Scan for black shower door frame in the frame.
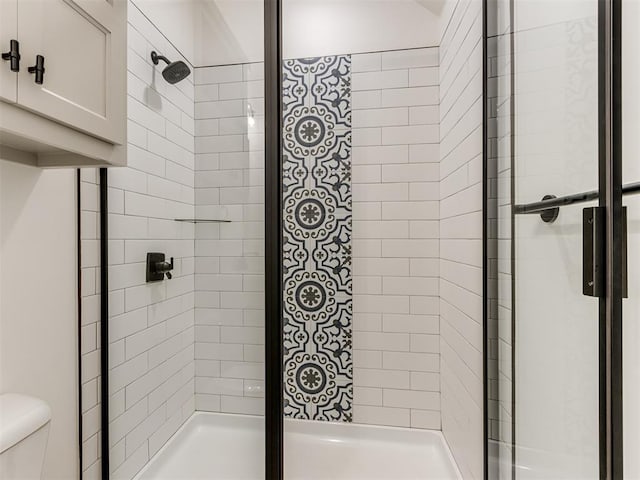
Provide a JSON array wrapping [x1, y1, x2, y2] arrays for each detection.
[[481, 0, 625, 479], [264, 0, 284, 479]]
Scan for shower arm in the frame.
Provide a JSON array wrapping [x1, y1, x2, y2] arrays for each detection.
[[151, 51, 171, 66]]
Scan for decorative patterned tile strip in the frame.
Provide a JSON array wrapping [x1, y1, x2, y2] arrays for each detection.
[[283, 56, 353, 422]]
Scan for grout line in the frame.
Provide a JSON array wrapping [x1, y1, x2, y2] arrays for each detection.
[[193, 45, 439, 71], [439, 0, 479, 75]]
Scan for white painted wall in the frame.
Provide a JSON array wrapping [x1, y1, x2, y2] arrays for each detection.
[[0, 160, 79, 480], [622, 0, 640, 477], [282, 0, 439, 61], [195, 0, 263, 66], [416, 0, 447, 16], [134, 0, 441, 67], [131, 0, 199, 65]]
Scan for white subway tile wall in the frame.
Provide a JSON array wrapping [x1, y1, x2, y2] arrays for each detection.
[[193, 49, 444, 428], [193, 62, 266, 415], [439, 0, 484, 478], [351, 48, 441, 429], [80, 5, 196, 479]]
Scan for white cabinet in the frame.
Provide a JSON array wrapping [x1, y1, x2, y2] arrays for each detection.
[[0, 0, 127, 167], [17, 0, 126, 144]]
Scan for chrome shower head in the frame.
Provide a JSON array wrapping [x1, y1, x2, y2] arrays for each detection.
[[151, 51, 191, 84]]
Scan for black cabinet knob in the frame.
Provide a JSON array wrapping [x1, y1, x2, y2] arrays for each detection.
[[28, 55, 45, 84], [1, 39, 20, 72]]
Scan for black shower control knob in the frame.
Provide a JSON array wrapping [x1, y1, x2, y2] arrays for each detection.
[[154, 257, 174, 277], [28, 55, 45, 84], [1, 39, 20, 72], [146, 253, 174, 282]]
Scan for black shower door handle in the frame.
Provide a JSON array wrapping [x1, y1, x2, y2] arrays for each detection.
[[583, 206, 628, 298], [583, 207, 606, 297]]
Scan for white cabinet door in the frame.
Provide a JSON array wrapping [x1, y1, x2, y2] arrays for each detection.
[[0, 0, 18, 103], [17, 0, 125, 144]]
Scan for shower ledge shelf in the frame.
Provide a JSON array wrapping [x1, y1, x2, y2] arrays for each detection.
[[174, 219, 232, 223]]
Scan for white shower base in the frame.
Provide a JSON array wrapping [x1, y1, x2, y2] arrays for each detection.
[[134, 412, 461, 480]]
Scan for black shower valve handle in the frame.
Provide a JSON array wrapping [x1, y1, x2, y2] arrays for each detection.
[[146, 253, 174, 282], [28, 54, 45, 84], [1, 39, 20, 72], [155, 257, 174, 280]]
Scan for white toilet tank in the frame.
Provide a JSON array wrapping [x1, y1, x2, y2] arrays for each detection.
[[0, 394, 52, 480]]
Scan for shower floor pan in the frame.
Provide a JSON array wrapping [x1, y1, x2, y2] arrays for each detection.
[[134, 412, 462, 479]]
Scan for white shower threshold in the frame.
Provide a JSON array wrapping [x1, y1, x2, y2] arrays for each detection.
[[134, 412, 462, 480]]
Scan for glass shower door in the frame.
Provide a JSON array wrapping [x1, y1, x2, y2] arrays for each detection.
[[512, 1, 600, 477], [487, 0, 612, 478], [488, 0, 639, 478]]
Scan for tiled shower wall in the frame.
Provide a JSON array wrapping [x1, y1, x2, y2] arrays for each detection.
[[193, 63, 266, 415], [192, 48, 443, 429], [439, 0, 484, 478], [107, 7, 196, 477], [80, 5, 197, 479], [350, 48, 441, 429], [81, 26, 482, 476]]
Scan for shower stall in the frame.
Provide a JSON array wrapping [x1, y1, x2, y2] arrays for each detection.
[[74, 0, 637, 479]]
